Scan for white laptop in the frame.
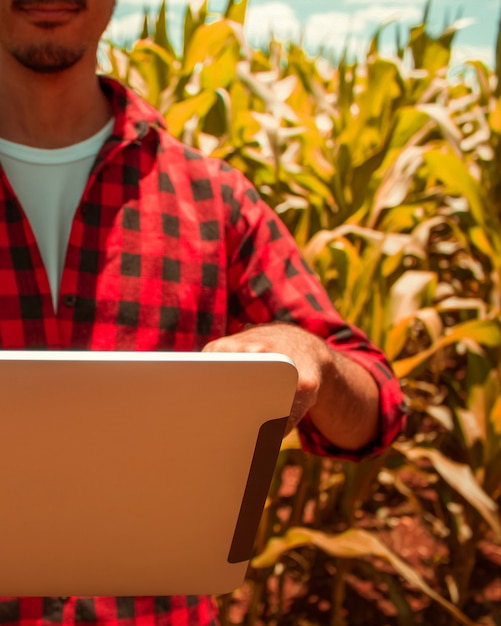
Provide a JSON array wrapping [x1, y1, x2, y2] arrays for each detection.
[[0, 350, 298, 597]]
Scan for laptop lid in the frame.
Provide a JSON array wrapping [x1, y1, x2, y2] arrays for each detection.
[[0, 350, 297, 596]]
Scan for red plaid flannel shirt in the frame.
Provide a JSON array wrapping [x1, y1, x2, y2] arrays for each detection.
[[0, 77, 405, 626]]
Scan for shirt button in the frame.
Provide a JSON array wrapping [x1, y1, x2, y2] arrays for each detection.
[[63, 294, 77, 307]]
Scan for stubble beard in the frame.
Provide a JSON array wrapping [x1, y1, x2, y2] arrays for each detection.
[[10, 0, 88, 73], [10, 42, 86, 74]]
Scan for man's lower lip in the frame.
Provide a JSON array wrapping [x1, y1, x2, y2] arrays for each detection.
[[18, 7, 80, 20]]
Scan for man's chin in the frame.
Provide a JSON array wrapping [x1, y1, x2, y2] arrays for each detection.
[[11, 44, 84, 74]]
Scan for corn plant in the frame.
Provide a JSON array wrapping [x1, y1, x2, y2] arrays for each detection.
[[101, 1, 501, 624]]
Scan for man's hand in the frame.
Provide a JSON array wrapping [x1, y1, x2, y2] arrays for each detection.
[[202, 323, 380, 450], [203, 323, 331, 434]]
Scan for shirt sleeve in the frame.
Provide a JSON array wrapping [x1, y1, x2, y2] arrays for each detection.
[[219, 163, 407, 460]]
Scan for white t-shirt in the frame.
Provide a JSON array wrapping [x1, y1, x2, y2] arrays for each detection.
[[0, 118, 115, 310]]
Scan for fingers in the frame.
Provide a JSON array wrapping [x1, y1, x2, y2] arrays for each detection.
[[285, 375, 319, 434], [202, 324, 327, 431], [202, 336, 268, 353]]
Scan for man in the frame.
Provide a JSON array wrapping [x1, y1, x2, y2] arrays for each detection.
[[0, 0, 406, 624]]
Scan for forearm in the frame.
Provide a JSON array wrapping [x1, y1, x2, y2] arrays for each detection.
[[204, 322, 383, 452], [307, 345, 380, 451]]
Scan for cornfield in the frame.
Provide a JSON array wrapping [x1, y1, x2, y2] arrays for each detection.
[[102, 1, 501, 624]]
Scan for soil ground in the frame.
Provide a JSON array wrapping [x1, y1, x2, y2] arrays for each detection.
[[221, 499, 501, 625]]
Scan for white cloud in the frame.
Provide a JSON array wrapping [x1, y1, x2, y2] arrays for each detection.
[[244, 2, 301, 46], [114, 0, 227, 11], [116, 0, 181, 7], [451, 44, 495, 69], [306, 11, 365, 38], [105, 12, 145, 44], [302, 12, 365, 57], [244, 4, 424, 57], [345, 0, 424, 4], [244, 6, 370, 57], [354, 5, 422, 25], [106, 4, 185, 46], [301, 7, 423, 58], [107, 0, 496, 68]]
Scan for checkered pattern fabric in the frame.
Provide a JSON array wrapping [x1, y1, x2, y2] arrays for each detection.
[[0, 77, 406, 625], [0, 596, 219, 626]]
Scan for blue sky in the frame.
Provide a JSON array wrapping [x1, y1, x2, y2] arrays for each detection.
[[106, 0, 500, 67]]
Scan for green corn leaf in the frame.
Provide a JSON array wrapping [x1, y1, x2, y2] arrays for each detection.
[[368, 275, 385, 347], [423, 148, 500, 249], [445, 318, 501, 349], [153, 0, 176, 57], [102, 44, 126, 81], [408, 23, 427, 70], [394, 317, 501, 379], [387, 271, 437, 326], [183, 20, 244, 77], [225, 0, 248, 25], [183, 0, 209, 60], [422, 0, 431, 25], [128, 40, 175, 107], [466, 60, 492, 106], [200, 43, 240, 90], [496, 8, 501, 97], [368, 18, 396, 59], [252, 527, 476, 626], [486, 394, 501, 500], [140, 12, 149, 40], [164, 91, 217, 138], [396, 445, 501, 539], [385, 308, 444, 363], [492, 396, 501, 437]]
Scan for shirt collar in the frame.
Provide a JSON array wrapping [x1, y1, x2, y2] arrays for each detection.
[[98, 75, 166, 144]]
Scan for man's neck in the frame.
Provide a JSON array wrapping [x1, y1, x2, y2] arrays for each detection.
[[0, 58, 112, 149]]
